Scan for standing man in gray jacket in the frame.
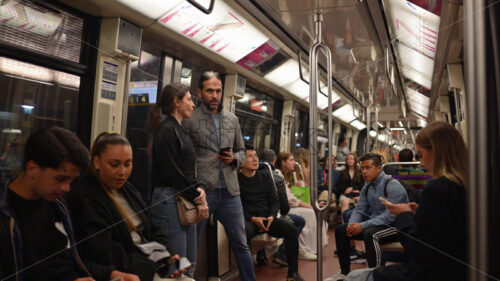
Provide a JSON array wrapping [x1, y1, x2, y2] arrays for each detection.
[[183, 71, 255, 281]]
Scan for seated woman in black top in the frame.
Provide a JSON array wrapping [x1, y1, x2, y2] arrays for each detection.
[[344, 121, 468, 281], [338, 153, 364, 214], [67, 133, 193, 281]]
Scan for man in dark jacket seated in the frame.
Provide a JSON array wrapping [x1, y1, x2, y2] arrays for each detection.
[[0, 127, 105, 281], [238, 146, 303, 281]]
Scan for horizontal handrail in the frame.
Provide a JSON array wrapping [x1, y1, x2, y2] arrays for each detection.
[[187, 0, 215, 14]]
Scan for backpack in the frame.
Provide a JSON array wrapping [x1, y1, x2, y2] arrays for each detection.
[[364, 176, 421, 204]]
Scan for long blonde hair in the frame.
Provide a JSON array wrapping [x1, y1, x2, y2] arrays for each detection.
[[371, 148, 392, 164], [293, 148, 310, 169], [416, 121, 467, 187]]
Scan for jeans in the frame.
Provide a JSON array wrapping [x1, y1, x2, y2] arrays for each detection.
[[151, 187, 197, 267], [276, 214, 305, 257], [197, 188, 256, 281], [245, 218, 299, 275]]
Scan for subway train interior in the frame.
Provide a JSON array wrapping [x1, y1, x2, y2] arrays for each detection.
[[0, 0, 498, 280]]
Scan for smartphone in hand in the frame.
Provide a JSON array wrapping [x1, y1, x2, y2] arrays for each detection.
[[218, 147, 232, 156], [163, 257, 192, 276], [379, 197, 393, 204]]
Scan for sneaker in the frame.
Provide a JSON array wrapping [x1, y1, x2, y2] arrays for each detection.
[[351, 251, 367, 264], [273, 254, 288, 267], [324, 271, 347, 281], [286, 272, 305, 281], [256, 249, 268, 266], [299, 251, 317, 260]]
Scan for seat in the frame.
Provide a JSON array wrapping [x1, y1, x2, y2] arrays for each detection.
[[250, 234, 283, 255]]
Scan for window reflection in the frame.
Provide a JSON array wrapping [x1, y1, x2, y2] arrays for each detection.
[[0, 57, 80, 183], [236, 88, 275, 119]]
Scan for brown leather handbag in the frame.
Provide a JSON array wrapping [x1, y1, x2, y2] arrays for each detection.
[[176, 195, 198, 226]]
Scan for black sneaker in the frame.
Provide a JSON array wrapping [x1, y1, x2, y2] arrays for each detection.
[[351, 251, 367, 264], [273, 254, 288, 267], [286, 272, 305, 281], [256, 249, 268, 266]]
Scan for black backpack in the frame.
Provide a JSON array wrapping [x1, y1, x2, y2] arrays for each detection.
[[364, 176, 421, 204]]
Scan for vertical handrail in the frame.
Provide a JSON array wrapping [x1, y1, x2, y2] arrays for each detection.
[[453, 88, 462, 133], [366, 104, 372, 154], [308, 11, 333, 281]]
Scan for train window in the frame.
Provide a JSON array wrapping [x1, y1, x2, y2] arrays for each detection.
[[0, 56, 80, 183], [0, 0, 84, 63], [235, 87, 279, 154], [293, 110, 308, 150], [129, 50, 161, 104], [236, 87, 275, 119], [237, 115, 277, 156]]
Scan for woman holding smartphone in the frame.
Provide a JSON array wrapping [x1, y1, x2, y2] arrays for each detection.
[[150, 83, 209, 277]]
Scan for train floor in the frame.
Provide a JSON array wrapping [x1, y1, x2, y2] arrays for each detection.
[[236, 229, 368, 281]]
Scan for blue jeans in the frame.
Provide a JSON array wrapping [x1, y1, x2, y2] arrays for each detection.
[[197, 188, 256, 281], [151, 187, 197, 266]]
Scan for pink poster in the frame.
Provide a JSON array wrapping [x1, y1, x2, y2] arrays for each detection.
[[236, 41, 280, 69], [407, 0, 442, 16]]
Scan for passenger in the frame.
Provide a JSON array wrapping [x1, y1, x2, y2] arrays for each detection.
[[338, 153, 365, 215], [372, 148, 397, 175], [318, 155, 341, 193], [260, 148, 306, 267], [276, 152, 328, 261], [238, 147, 303, 281], [0, 127, 95, 281], [326, 153, 408, 281], [345, 121, 468, 281], [397, 148, 422, 172], [317, 156, 340, 208], [337, 136, 350, 163], [67, 133, 192, 281], [293, 148, 310, 187], [182, 71, 255, 281], [150, 83, 209, 277], [337, 153, 365, 262]]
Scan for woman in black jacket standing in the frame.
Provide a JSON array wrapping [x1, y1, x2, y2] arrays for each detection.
[[67, 133, 193, 281], [150, 83, 208, 277]]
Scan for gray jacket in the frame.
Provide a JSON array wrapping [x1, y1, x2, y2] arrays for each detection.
[[183, 104, 246, 196]]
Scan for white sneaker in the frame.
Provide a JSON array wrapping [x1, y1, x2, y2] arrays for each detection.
[[324, 271, 347, 281], [299, 251, 317, 260]]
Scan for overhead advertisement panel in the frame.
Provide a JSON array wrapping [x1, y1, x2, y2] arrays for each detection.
[[387, 0, 440, 59], [158, 0, 269, 63]]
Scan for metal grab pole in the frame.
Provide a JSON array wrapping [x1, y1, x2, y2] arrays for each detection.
[[308, 11, 333, 281], [366, 105, 371, 154]]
